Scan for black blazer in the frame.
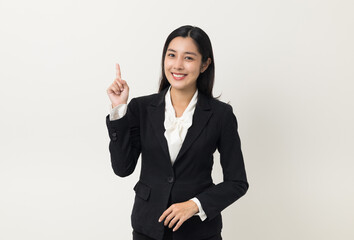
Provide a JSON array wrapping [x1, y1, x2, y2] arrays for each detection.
[[105, 87, 248, 240]]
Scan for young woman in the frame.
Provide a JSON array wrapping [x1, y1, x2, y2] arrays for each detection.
[[105, 25, 249, 240]]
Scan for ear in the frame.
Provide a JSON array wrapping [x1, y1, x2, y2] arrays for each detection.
[[201, 58, 212, 73]]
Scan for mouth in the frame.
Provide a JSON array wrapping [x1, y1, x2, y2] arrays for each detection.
[[171, 72, 187, 80]]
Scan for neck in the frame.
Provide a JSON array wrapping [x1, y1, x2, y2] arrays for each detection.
[[170, 86, 197, 107]]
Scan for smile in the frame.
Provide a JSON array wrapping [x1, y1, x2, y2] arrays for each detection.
[[172, 72, 187, 80]]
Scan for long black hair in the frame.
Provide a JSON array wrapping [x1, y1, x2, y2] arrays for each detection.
[[158, 25, 219, 99]]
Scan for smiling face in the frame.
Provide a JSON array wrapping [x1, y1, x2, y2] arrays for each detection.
[[164, 36, 209, 93]]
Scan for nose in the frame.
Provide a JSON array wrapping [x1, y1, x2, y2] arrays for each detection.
[[173, 56, 184, 70]]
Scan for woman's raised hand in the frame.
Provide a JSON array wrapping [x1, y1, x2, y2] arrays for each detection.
[[107, 63, 130, 108]]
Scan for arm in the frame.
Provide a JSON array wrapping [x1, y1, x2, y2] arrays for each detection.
[[191, 197, 207, 221], [109, 103, 127, 121], [195, 104, 249, 221], [105, 98, 141, 177]]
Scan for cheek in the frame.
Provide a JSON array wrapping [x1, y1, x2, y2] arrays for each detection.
[[164, 59, 171, 70], [163, 64, 169, 74], [163, 65, 171, 77], [186, 65, 200, 75]]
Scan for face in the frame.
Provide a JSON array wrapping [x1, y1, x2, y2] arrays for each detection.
[[164, 36, 210, 92]]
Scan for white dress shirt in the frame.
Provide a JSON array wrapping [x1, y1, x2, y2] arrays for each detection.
[[109, 86, 207, 221]]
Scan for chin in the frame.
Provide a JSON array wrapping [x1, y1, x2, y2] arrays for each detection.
[[171, 83, 196, 92], [169, 81, 186, 88]]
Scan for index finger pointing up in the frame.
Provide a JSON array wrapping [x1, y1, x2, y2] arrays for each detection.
[[115, 63, 122, 79]]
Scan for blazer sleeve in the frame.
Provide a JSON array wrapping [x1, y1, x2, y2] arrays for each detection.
[[105, 98, 141, 177], [195, 104, 249, 221]]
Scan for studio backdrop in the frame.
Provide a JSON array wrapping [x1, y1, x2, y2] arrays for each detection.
[[0, 0, 353, 239]]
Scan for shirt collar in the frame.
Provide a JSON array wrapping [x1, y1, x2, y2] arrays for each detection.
[[165, 85, 198, 119]]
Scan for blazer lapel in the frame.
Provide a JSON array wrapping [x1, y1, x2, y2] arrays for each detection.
[[147, 87, 171, 162], [174, 92, 212, 164], [147, 87, 213, 166]]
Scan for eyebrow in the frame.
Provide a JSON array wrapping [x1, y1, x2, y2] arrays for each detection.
[[167, 48, 197, 56]]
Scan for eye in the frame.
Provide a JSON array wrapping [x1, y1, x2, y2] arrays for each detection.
[[185, 56, 194, 60], [167, 53, 175, 57]]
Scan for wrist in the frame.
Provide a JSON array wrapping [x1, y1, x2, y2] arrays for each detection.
[[112, 102, 127, 108], [189, 200, 199, 214]]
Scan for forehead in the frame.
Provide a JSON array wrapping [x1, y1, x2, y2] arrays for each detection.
[[167, 37, 200, 54]]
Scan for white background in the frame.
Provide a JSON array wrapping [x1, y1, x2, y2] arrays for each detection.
[[1, 0, 353, 239]]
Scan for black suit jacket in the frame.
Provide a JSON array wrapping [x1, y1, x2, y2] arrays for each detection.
[[105, 87, 248, 240]]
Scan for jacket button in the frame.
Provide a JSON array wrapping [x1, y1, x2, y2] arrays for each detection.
[[167, 177, 174, 183], [111, 132, 117, 141]]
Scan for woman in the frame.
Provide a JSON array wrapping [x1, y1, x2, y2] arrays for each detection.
[[105, 25, 249, 240]]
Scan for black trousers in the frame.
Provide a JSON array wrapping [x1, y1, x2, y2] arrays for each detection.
[[132, 227, 173, 240], [132, 195, 222, 240], [132, 229, 222, 240]]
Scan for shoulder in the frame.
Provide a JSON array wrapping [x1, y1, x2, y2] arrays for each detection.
[[126, 92, 160, 110], [208, 97, 234, 113], [208, 97, 239, 127], [132, 92, 159, 103]]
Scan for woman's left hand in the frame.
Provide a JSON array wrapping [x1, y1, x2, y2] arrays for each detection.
[[158, 200, 199, 231]]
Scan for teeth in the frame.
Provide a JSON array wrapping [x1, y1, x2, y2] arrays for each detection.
[[173, 73, 185, 77]]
